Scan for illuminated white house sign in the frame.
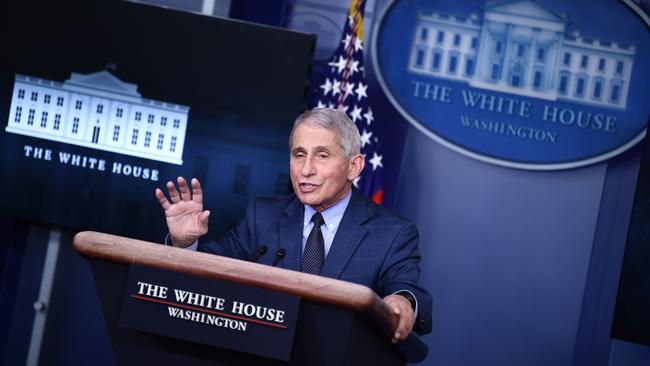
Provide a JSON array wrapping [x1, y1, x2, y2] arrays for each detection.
[[6, 71, 189, 165], [408, 1, 635, 110]]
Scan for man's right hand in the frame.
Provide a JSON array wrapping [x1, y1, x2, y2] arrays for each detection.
[[155, 177, 210, 248]]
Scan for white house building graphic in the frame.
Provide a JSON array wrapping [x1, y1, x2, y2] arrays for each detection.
[[6, 70, 189, 165], [408, 0, 635, 110]]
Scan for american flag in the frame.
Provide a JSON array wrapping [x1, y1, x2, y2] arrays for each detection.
[[311, 0, 384, 204]]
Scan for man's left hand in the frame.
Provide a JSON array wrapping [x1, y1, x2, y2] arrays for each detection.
[[383, 294, 415, 343]]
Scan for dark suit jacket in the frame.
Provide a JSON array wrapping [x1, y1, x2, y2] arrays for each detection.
[[199, 188, 432, 335]]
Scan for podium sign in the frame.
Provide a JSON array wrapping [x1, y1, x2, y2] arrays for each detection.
[[119, 265, 300, 361]]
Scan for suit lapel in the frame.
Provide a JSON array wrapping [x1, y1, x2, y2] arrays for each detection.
[[278, 197, 304, 271], [320, 189, 368, 279]]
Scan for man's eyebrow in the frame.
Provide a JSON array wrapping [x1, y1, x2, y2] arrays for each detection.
[[292, 146, 307, 153], [314, 146, 332, 153]]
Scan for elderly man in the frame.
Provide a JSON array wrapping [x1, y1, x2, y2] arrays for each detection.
[[155, 108, 432, 342]]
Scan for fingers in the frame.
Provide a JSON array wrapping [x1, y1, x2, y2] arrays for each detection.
[[161, 177, 202, 205], [384, 295, 414, 343], [199, 210, 210, 228], [167, 180, 181, 203], [191, 178, 203, 204], [389, 300, 405, 342], [177, 176, 191, 201], [393, 305, 413, 343], [155, 188, 171, 211]]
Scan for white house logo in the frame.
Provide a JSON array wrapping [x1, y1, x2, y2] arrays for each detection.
[[6, 71, 189, 165], [372, 0, 650, 170], [408, 5, 635, 110]]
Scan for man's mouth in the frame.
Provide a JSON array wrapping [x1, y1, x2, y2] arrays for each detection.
[[299, 183, 320, 192]]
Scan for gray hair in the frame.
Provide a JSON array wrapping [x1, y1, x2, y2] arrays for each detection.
[[289, 108, 361, 159]]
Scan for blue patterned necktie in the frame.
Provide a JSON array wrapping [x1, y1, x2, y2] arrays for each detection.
[[301, 212, 325, 274]]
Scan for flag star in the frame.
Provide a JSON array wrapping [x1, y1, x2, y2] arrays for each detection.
[[363, 108, 374, 125], [328, 102, 335, 109], [353, 176, 361, 188], [316, 100, 326, 108], [355, 82, 368, 101], [354, 37, 363, 52], [349, 60, 359, 76], [337, 105, 349, 114], [342, 34, 352, 49], [350, 105, 363, 122], [319, 78, 332, 96], [369, 152, 383, 171], [328, 55, 347, 74], [331, 79, 341, 96], [360, 129, 373, 148]]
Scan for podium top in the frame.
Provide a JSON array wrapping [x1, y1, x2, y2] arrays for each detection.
[[73, 231, 428, 362]]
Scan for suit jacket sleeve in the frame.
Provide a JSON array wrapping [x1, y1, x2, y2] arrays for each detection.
[[377, 222, 433, 335]]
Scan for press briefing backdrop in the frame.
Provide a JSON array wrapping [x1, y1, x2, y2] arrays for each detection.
[[362, 0, 650, 365], [1, 0, 315, 242]]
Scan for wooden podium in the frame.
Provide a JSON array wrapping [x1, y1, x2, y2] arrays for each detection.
[[74, 231, 428, 365]]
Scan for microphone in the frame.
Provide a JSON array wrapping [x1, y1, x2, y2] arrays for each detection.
[[253, 245, 268, 262], [271, 248, 286, 267]]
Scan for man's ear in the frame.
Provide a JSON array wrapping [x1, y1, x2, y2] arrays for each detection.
[[348, 154, 365, 181]]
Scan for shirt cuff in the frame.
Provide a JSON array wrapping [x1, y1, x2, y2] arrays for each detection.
[[164, 233, 198, 251]]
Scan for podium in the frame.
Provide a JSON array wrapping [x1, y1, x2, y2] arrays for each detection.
[[74, 231, 428, 365]]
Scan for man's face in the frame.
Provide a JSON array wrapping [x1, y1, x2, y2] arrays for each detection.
[[290, 122, 353, 212]]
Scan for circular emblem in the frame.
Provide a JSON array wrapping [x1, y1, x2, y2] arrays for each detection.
[[371, 0, 650, 170]]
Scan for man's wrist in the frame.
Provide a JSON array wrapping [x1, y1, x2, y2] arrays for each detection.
[[165, 233, 198, 249], [395, 291, 417, 311]]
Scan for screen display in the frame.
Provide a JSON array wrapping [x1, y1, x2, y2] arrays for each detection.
[[1, 0, 315, 242]]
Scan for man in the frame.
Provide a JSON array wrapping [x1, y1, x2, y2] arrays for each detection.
[[155, 108, 432, 342]]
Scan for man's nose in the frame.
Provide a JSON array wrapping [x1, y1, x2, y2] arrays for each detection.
[[301, 156, 316, 176]]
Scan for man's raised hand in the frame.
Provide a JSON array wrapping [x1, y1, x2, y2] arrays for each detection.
[[155, 177, 210, 247]]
